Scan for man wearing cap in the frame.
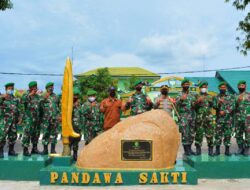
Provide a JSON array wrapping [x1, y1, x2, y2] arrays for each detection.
[[0, 82, 21, 158], [69, 88, 84, 160], [154, 85, 176, 117], [176, 79, 196, 156], [234, 80, 250, 156], [21, 81, 42, 156], [100, 87, 126, 130], [40, 82, 60, 154], [194, 81, 214, 156], [82, 89, 103, 145], [126, 80, 153, 116], [213, 81, 235, 156]]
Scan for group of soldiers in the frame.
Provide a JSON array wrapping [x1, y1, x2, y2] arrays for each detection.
[[0, 79, 249, 161]]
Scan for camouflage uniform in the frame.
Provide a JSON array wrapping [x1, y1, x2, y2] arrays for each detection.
[[69, 102, 84, 151], [176, 91, 196, 145], [82, 101, 103, 144], [194, 93, 214, 147], [0, 95, 20, 147], [213, 92, 235, 147], [129, 92, 152, 116], [21, 92, 42, 148], [235, 92, 250, 147], [40, 93, 60, 146]]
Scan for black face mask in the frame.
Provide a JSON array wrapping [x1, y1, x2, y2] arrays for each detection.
[[238, 88, 245, 93], [161, 90, 168, 95], [135, 87, 142, 91], [110, 91, 116, 97], [73, 97, 78, 103], [220, 89, 226, 94], [182, 86, 189, 91]]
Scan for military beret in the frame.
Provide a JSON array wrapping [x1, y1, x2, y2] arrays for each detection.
[[134, 80, 142, 86], [5, 82, 14, 88], [199, 81, 208, 88], [181, 79, 190, 85], [28, 81, 37, 88], [218, 81, 227, 88], [238, 80, 246, 86], [87, 89, 97, 96], [160, 84, 169, 89], [45, 82, 54, 89], [73, 88, 81, 95], [108, 86, 116, 91]]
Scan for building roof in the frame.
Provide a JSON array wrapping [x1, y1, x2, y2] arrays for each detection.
[[76, 67, 160, 78], [186, 77, 221, 93], [216, 71, 250, 93]]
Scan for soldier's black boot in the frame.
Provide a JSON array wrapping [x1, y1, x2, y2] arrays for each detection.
[[225, 146, 232, 156], [195, 144, 201, 155], [31, 144, 40, 154], [73, 150, 78, 161], [183, 145, 191, 156], [243, 146, 249, 156], [23, 147, 31, 157], [189, 145, 196, 155], [208, 146, 214, 156], [0, 146, 4, 158], [215, 146, 220, 156], [236, 144, 244, 155], [41, 145, 48, 155], [51, 144, 56, 154], [8, 144, 18, 156]]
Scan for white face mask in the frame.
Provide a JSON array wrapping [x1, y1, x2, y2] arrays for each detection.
[[6, 90, 14, 95], [200, 88, 207, 93], [88, 97, 96, 102]]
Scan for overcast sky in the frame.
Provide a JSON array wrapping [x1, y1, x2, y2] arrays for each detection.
[[0, 0, 249, 92]]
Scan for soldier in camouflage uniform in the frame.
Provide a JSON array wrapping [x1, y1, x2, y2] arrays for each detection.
[[213, 81, 235, 156], [194, 81, 214, 156], [82, 89, 103, 145], [21, 81, 42, 156], [0, 83, 21, 158], [235, 80, 250, 156], [176, 79, 196, 156], [126, 81, 153, 116], [69, 88, 84, 160], [40, 82, 60, 154]]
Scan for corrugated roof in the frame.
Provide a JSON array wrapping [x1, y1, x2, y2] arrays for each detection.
[[216, 71, 250, 93], [76, 67, 160, 77], [186, 77, 221, 93]]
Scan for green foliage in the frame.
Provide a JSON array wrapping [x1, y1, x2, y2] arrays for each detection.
[[0, 0, 13, 11], [226, 0, 250, 55], [75, 68, 117, 102]]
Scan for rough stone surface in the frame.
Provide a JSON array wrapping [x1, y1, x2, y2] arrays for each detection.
[[76, 110, 180, 169]]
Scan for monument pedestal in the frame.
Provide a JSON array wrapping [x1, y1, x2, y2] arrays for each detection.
[[0, 153, 51, 181], [184, 153, 250, 179]]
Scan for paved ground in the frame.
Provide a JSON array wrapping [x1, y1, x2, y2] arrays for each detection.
[[1, 137, 250, 190]]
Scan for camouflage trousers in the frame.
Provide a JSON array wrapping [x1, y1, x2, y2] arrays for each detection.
[[0, 119, 17, 147], [178, 113, 195, 145], [84, 124, 102, 145], [214, 120, 233, 146], [195, 114, 214, 147], [41, 117, 58, 146], [22, 117, 40, 148], [69, 127, 81, 151], [235, 119, 250, 147]]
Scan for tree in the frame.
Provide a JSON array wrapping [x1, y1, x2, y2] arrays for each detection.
[[226, 0, 250, 55], [75, 68, 117, 102], [0, 0, 13, 11]]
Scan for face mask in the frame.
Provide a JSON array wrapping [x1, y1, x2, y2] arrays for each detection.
[[47, 87, 54, 93], [183, 86, 189, 91], [161, 90, 168, 95], [73, 97, 78, 102], [200, 88, 207, 93], [135, 86, 142, 91], [238, 88, 245, 93], [110, 91, 116, 97], [88, 97, 96, 102], [6, 90, 14, 95], [220, 89, 226, 94]]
